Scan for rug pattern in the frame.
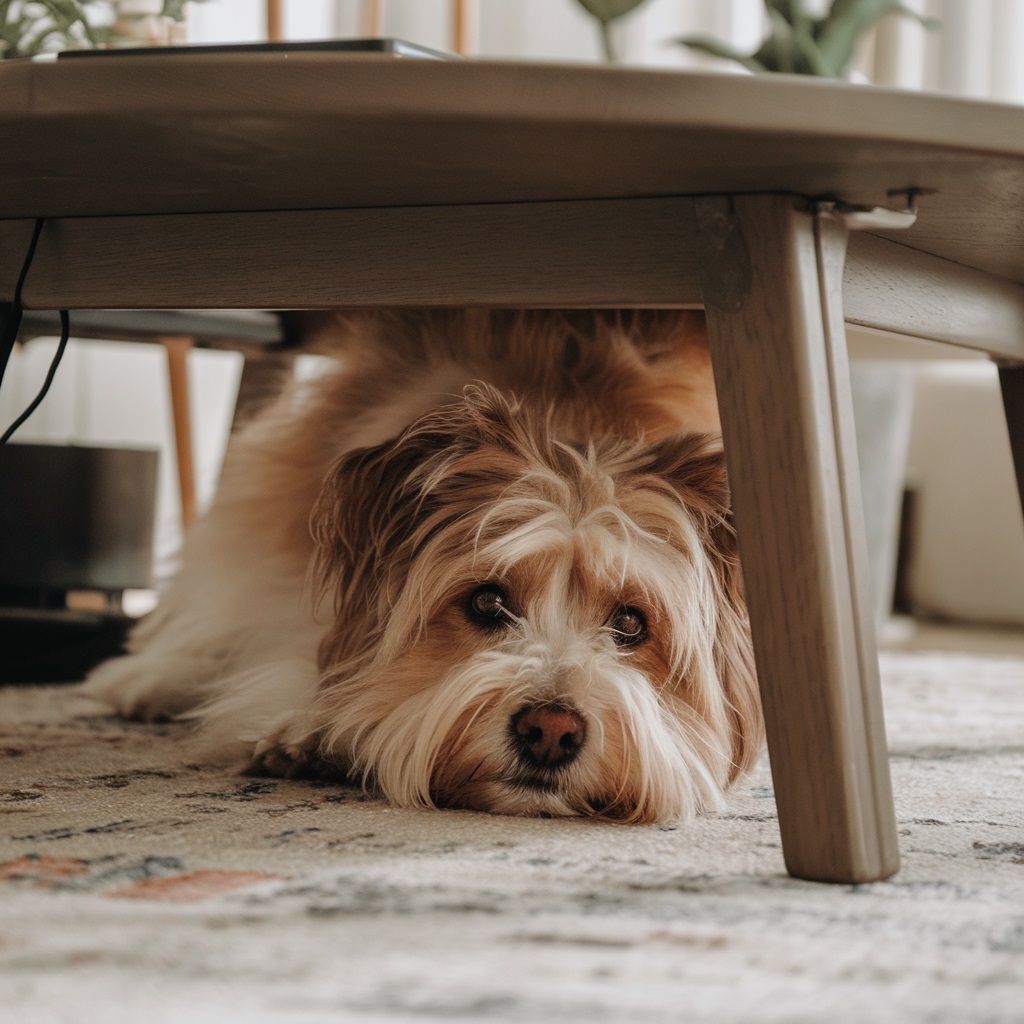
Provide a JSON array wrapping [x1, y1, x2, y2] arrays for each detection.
[[1, 645, 1023, 1022]]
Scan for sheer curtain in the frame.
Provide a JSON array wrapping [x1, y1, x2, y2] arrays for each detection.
[[871, 0, 1024, 101]]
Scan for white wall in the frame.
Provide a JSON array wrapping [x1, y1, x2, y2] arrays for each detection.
[[905, 363, 1024, 626]]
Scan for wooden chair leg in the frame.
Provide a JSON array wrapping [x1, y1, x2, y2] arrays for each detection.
[[453, 0, 476, 55], [266, 0, 283, 42], [162, 335, 197, 531], [998, 362, 1024, 520], [696, 194, 900, 884], [362, 0, 382, 36]]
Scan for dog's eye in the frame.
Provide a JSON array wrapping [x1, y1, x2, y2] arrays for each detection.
[[608, 606, 648, 648], [468, 584, 514, 628]]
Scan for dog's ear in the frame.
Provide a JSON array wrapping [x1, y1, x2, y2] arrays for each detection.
[[640, 433, 732, 530], [643, 435, 763, 780], [310, 410, 460, 621], [310, 384, 529, 651]]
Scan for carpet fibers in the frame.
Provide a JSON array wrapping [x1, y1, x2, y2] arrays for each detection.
[[2, 624, 1022, 1023]]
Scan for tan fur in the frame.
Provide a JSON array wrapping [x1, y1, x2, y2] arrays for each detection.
[[83, 309, 762, 823]]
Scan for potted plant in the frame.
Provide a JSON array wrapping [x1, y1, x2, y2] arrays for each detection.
[[573, 0, 936, 72], [675, 0, 937, 77]]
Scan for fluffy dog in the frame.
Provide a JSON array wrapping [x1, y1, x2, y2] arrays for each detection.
[[84, 310, 762, 822]]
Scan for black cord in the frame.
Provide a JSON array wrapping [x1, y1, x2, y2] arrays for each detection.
[[0, 218, 45, 386], [1, 219, 72, 445], [0, 310, 71, 445]]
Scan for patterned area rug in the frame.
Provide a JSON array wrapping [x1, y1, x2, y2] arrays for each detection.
[[2, 625, 1023, 1023]]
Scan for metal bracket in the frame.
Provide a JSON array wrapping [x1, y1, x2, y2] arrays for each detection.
[[816, 200, 917, 232]]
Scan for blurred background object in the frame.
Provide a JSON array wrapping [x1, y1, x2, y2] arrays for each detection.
[[0, 444, 157, 602], [0, 443, 158, 681], [0, 0, 211, 59], [903, 363, 1024, 627], [673, 0, 937, 78], [3, 0, 1021, 638]]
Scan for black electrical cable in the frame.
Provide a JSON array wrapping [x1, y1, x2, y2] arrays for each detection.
[[0, 310, 71, 445], [0, 218, 72, 445], [0, 218, 44, 385]]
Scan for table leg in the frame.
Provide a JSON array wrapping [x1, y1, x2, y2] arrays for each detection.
[[695, 194, 899, 884], [998, 363, 1024, 520]]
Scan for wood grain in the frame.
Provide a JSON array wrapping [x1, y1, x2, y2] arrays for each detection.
[[4, 56, 1024, 282], [845, 233, 1024, 362], [6, 199, 703, 310], [698, 194, 899, 884], [6, 209, 1024, 364]]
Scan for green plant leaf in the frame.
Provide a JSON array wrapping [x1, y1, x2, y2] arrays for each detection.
[[575, 0, 650, 61], [0, 0, 98, 56], [574, 0, 649, 27], [772, 6, 839, 76], [788, 23, 836, 76], [674, 0, 938, 78], [160, 0, 192, 21], [765, 0, 813, 34], [753, 7, 803, 73], [815, 0, 939, 76], [826, 0, 939, 29], [0, 0, 213, 58]]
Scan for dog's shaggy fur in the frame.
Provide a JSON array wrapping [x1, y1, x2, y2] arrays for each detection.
[[84, 310, 762, 822]]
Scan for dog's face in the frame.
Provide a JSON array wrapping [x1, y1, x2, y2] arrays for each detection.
[[310, 385, 761, 823]]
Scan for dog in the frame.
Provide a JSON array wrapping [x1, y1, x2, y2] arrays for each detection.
[[84, 309, 762, 823]]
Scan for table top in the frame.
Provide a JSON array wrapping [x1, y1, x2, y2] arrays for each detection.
[[3, 52, 1024, 284]]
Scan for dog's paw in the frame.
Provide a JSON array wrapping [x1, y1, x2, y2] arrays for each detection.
[[245, 714, 345, 781], [245, 744, 339, 781], [80, 653, 211, 721]]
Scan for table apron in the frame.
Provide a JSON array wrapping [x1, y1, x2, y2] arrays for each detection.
[[3, 197, 1024, 361]]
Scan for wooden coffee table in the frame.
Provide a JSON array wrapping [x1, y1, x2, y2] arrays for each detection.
[[3, 52, 1022, 884]]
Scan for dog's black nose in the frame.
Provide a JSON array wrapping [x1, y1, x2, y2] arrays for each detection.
[[512, 705, 586, 769]]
